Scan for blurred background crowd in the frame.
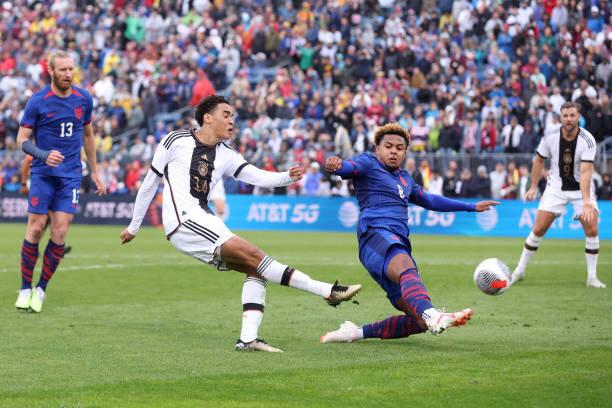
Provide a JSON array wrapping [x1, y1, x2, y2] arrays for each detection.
[[0, 0, 610, 199]]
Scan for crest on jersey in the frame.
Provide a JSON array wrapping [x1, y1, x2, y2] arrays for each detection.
[[74, 106, 83, 120], [563, 149, 572, 164], [198, 154, 209, 176], [31, 196, 39, 206]]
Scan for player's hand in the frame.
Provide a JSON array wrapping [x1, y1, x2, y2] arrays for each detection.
[[46, 150, 64, 167], [524, 187, 538, 201], [92, 172, 107, 196], [475, 200, 500, 212], [120, 229, 135, 244], [580, 201, 596, 223], [289, 166, 304, 181], [325, 156, 343, 172], [20, 184, 28, 196]]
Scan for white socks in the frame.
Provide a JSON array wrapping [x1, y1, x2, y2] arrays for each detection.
[[515, 232, 543, 275], [585, 236, 599, 281], [240, 276, 267, 343], [256, 256, 332, 298]]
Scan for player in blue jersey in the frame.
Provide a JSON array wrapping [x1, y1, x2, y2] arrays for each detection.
[[14, 50, 106, 313], [320, 123, 499, 343]]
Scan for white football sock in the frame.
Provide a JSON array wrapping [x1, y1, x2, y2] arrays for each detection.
[[256, 256, 332, 297], [585, 236, 599, 281], [240, 276, 266, 343], [515, 232, 542, 274]]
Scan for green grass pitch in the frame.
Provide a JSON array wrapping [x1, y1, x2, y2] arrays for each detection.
[[0, 224, 610, 407]]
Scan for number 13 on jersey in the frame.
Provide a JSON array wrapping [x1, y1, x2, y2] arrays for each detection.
[[60, 122, 73, 138]]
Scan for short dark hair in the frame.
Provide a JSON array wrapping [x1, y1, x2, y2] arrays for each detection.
[[560, 101, 581, 113], [374, 122, 410, 146], [195, 95, 231, 126]]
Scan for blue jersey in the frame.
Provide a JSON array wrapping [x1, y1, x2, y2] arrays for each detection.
[[20, 85, 93, 179], [333, 152, 476, 239]]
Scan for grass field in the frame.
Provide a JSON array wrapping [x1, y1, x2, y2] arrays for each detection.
[[0, 224, 610, 407]]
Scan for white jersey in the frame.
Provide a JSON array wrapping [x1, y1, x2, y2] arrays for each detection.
[[127, 129, 293, 237], [150, 129, 248, 235], [536, 126, 596, 191]]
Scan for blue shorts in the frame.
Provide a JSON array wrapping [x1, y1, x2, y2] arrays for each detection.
[[358, 228, 416, 308], [28, 174, 81, 215]]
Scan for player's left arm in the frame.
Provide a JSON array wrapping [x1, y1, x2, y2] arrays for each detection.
[[225, 145, 303, 187], [579, 161, 596, 223], [82, 123, 107, 195], [409, 185, 499, 212], [19, 155, 32, 196], [234, 163, 303, 187]]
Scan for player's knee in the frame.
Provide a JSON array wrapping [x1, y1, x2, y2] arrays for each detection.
[[51, 225, 69, 241]]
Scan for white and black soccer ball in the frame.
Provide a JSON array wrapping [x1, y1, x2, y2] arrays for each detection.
[[473, 258, 511, 296]]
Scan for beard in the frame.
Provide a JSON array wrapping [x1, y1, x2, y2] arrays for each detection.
[[52, 73, 72, 91]]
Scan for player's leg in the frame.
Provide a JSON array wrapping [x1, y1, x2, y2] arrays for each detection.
[[30, 178, 79, 312], [234, 273, 283, 352], [384, 249, 472, 335], [16, 174, 52, 310], [580, 210, 605, 288], [321, 297, 427, 343], [16, 213, 48, 310], [220, 235, 361, 305], [512, 210, 556, 283]]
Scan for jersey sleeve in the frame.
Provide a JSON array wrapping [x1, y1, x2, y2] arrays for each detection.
[[580, 140, 596, 162], [409, 184, 476, 212], [20, 96, 40, 129], [536, 135, 550, 159], [150, 139, 171, 177], [332, 153, 373, 179], [83, 93, 94, 125], [221, 144, 248, 178]]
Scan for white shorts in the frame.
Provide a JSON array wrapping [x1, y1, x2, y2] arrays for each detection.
[[538, 186, 598, 218], [169, 210, 234, 268]]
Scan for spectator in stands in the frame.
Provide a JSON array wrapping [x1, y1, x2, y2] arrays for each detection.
[[502, 116, 524, 153], [456, 169, 476, 198], [474, 165, 492, 198], [489, 162, 507, 200], [598, 174, 612, 200]]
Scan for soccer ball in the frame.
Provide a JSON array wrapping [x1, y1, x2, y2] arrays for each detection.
[[473, 258, 511, 296]]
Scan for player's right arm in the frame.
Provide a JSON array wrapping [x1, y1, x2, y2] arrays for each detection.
[[325, 154, 371, 179], [18, 98, 64, 167], [525, 135, 550, 201], [525, 155, 545, 201], [121, 138, 170, 244], [19, 155, 32, 195]]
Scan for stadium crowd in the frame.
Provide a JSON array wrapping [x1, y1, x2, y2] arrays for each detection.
[[0, 0, 610, 199]]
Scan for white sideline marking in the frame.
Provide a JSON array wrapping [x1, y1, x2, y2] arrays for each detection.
[[0, 262, 195, 274]]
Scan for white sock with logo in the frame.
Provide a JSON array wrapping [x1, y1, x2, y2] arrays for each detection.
[[256, 256, 332, 297], [585, 236, 599, 282]]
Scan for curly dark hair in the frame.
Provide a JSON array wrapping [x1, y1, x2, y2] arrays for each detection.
[[374, 122, 410, 146], [194, 95, 231, 126]]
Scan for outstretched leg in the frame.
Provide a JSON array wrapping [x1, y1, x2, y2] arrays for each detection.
[[221, 235, 361, 304], [512, 210, 556, 283]]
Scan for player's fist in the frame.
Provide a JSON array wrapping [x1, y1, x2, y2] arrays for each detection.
[[524, 187, 538, 201], [120, 229, 135, 244], [20, 184, 28, 196], [289, 166, 304, 181], [46, 150, 64, 167], [581, 201, 597, 223], [92, 172, 107, 196], [475, 200, 500, 212], [326, 156, 343, 172]]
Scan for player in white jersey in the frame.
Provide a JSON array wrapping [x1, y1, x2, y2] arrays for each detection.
[[120, 95, 362, 352], [512, 102, 605, 288]]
